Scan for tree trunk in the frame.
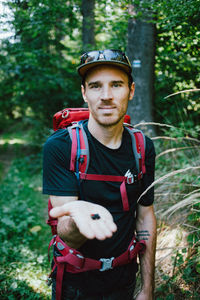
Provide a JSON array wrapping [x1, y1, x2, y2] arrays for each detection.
[[81, 0, 95, 52], [127, 10, 156, 136]]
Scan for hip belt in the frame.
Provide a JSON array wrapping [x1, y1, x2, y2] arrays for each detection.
[[48, 235, 146, 300]]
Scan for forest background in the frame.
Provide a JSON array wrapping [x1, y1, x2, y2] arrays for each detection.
[[0, 0, 199, 299]]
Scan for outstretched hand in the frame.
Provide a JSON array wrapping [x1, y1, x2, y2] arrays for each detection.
[[50, 200, 117, 240]]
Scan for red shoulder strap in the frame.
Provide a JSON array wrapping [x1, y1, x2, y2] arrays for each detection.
[[134, 131, 146, 175], [125, 126, 146, 177], [68, 122, 89, 174]]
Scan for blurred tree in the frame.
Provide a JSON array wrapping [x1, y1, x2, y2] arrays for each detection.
[[127, 1, 156, 135], [81, 0, 95, 52]]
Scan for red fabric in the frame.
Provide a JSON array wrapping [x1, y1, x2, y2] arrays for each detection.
[[53, 108, 89, 131], [50, 235, 145, 273], [78, 127, 88, 173], [120, 180, 129, 211], [79, 173, 125, 182], [53, 108, 131, 131], [56, 263, 65, 300], [134, 132, 146, 174], [70, 128, 77, 172], [48, 234, 146, 300]]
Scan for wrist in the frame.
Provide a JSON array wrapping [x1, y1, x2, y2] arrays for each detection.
[[141, 286, 154, 297], [57, 216, 87, 248]]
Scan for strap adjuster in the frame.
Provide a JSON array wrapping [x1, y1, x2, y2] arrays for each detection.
[[126, 174, 138, 184], [128, 239, 137, 257], [125, 169, 138, 184], [99, 257, 114, 271]]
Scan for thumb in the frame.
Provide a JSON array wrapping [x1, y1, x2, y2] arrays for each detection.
[[50, 203, 71, 218]]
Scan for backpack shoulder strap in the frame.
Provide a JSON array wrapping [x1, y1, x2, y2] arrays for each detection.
[[125, 126, 146, 177], [67, 121, 90, 176], [47, 122, 90, 236]]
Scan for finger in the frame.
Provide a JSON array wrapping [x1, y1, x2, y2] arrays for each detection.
[[89, 219, 114, 240], [98, 210, 117, 233], [50, 204, 71, 218], [105, 219, 117, 233], [72, 215, 96, 239]]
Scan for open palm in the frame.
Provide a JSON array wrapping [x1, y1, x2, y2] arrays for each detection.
[[50, 200, 117, 240]]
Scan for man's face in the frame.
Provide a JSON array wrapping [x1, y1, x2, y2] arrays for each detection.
[[81, 65, 135, 127]]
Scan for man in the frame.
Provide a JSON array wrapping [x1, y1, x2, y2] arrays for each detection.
[[43, 49, 156, 300]]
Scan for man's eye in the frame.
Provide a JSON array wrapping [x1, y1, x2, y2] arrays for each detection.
[[91, 84, 100, 89], [113, 83, 122, 87]]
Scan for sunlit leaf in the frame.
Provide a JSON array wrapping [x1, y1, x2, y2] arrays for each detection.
[[30, 225, 42, 233]]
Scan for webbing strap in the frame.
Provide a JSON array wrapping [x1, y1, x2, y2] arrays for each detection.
[[135, 131, 146, 174], [125, 127, 146, 175], [79, 173, 125, 182], [51, 235, 145, 273], [120, 179, 129, 211], [75, 126, 81, 181], [48, 235, 145, 300], [56, 263, 65, 300], [79, 122, 90, 174], [70, 128, 77, 172], [79, 173, 137, 211], [46, 219, 58, 226], [67, 123, 146, 213]]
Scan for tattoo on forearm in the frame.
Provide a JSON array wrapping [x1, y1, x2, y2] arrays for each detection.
[[136, 230, 150, 240]]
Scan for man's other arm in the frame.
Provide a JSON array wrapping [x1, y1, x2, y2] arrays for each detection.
[[135, 204, 157, 300]]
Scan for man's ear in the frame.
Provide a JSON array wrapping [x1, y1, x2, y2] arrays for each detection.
[[81, 85, 87, 103], [129, 82, 135, 101]]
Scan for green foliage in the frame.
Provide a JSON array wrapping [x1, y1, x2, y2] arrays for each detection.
[[0, 152, 51, 298], [154, 0, 200, 131], [95, 0, 130, 50], [0, 0, 83, 129], [1, 0, 199, 135]]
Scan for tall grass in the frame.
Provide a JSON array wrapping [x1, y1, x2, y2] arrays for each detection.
[[135, 119, 200, 299]]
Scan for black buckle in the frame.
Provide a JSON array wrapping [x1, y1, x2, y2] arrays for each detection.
[[99, 257, 114, 271]]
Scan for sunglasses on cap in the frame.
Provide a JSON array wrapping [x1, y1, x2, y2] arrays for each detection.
[[77, 49, 132, 77]]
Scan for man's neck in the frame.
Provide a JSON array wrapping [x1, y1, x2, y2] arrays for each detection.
[[87, 117, 124, 149]]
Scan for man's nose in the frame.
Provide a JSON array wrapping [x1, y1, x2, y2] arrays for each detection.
[[101, 86, 113, 100]]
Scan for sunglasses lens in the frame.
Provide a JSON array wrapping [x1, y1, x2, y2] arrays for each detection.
[[79, 49, 131, 71], [103, 50, 129, 65], [81, 51, 99, 64], [103, 50, 121, 61]]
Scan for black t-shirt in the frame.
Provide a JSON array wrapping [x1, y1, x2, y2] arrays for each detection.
[[43, 120, 155, 295]]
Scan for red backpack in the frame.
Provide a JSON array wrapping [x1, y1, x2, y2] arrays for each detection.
[[46, 108, 146, 299], [47, 107, 146, 234]]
